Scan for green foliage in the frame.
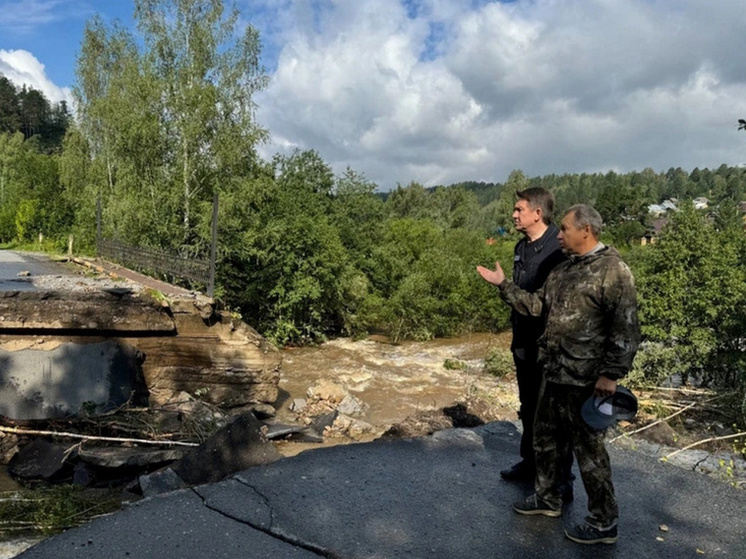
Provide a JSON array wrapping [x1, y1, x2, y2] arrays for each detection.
[[73, 1, 268, 252], [215, 151, 349, 345], [362, 221, 512, 342], [0, 74, 70, 152], [443, 359, 468, 371], [15, 198, 40, 242], [484, 346, 514, 378], [0, 131, 72, 245], [626, 342, 682, 388], [607, 220, 647, 247], [634, 202, 746, 393]]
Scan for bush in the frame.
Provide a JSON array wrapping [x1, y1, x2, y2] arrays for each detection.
[[443, 358, 468, 371], [626, 342, 681, 388], [484, 346, 514, 378]]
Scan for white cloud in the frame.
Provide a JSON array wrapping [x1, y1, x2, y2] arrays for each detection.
[[254, 0, 746, 190], [0, 49, 73, 105], [0, 0, 66, 31]]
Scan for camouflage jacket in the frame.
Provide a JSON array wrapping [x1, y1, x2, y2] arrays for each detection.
[[499, 245, 640, 387]]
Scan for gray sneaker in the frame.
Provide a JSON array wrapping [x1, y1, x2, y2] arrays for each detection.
[[512, 494, 561, 518], [565, 522, 618, 544]]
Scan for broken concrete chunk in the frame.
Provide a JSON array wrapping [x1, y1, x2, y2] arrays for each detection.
[[172, 412, 281, 485], [138, 467, 187, 497]]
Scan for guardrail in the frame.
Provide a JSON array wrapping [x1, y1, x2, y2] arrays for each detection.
[[96, 194, 218, 297]]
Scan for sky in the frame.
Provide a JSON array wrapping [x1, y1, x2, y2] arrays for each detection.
[[2, 0, 746, 192]]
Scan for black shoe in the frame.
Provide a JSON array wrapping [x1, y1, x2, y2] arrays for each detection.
[[500, 461, 535, 482], [565, 522, 618, 544], [512, 494, 562, 518]]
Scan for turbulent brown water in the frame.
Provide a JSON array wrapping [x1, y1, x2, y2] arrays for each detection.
[[274, 332, 516, 431]]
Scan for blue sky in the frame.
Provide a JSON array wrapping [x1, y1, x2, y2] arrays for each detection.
[[2, 0, 746, 191], [0, 1, 133, 88]]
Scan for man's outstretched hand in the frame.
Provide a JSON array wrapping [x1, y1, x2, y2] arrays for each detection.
[[476, 262, 506, 286]]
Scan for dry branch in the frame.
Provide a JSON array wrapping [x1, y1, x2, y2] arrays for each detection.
[[610, 401, 699, 442], [663, 431, 746, 459], [0, 425, 199, 447], [611, 393, 725, 442]]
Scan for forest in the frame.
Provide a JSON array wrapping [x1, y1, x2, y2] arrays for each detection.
[[0, 0, 745, 426]]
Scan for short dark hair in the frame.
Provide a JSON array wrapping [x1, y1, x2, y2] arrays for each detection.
[[516, 187, 554, 225], [565, 204, 603, 238]]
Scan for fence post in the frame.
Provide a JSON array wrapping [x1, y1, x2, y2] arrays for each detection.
[[96, 197, 102, 256], [208, 192, 218, 298]]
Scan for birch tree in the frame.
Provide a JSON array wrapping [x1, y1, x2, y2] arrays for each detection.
[[73, 0, 268, 248], [134, 0, 268, 240]]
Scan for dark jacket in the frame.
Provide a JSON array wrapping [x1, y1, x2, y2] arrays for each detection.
[[510, 223, 567, 351], [500, 245, 640, 387]]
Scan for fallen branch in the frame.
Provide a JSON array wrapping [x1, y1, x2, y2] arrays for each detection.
[[610, 392, 727, 442], [610, 400, 699, 442], [639, 386, 717, 395], [0, 425, 199, 447], [663, 431, 746, 459]]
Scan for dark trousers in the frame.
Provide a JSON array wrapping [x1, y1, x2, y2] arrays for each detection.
[[514, 351, 540, 467], [534, 381, 618, 528], [514, 352, 573, 482]]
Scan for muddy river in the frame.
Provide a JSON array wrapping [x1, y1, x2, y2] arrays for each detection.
[[274, 332, 517, 428]]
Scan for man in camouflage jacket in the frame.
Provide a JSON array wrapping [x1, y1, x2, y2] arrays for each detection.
[[477, 204, 640, 545]]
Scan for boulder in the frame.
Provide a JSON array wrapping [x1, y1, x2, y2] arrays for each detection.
[[643, 420, 679, 446], [172, 412, 281, 485], [7, 439, 72, 483], [381, 403, 484, 439], [306, 380, 347, 403], [289, 398, 307, 412], [331, 415, 374, 440], [337, 394, 367, 416]]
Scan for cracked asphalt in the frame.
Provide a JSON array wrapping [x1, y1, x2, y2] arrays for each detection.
[[16, 422, 746, 558]]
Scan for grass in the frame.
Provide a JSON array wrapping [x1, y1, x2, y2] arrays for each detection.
[[0, 485, 125, 536]]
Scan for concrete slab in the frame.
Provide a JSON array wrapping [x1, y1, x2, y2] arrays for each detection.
[[0, 340, 146, 419]]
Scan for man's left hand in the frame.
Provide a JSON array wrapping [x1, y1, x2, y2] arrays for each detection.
[[476, 262, 506, 286], [595, 375, 617, 398]]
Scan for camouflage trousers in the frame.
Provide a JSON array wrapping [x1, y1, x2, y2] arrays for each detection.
[[533, 381, 618, 528]]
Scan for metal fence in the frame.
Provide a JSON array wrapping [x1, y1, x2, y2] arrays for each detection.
[[96, 194, 218, 298]]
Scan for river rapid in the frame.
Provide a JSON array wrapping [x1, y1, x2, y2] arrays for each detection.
[[275, 332, 515, 428]]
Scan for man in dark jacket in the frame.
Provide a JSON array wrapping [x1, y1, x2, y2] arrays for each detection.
[[500, 188, 571, 490], [477, 204, 640, 545]]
